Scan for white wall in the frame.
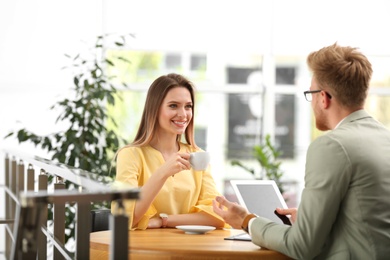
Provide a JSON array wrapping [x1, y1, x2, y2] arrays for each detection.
[[0, 0, 103, 141]]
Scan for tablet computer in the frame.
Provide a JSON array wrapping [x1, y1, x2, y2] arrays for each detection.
[[230, 180, 290, 225], [225, 180, 291, 241]]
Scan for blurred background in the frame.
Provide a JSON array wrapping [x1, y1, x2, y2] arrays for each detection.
[[1, 0, 390, 253]]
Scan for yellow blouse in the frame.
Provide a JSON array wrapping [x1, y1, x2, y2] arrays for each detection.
[[112, 142, 224, 230]]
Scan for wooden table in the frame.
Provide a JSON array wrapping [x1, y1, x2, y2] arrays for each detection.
[[90, 228, 291, 260]]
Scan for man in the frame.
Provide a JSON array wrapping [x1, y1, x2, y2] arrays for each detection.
[[213, 43, 390, 259]]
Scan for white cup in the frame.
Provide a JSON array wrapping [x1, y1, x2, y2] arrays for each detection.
[[189, 152, 210, 171]]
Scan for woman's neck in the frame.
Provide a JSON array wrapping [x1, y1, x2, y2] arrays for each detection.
[[149, 135, 180, 155]]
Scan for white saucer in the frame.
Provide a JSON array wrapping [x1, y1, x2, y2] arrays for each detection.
[[176, 225, 216, 234]]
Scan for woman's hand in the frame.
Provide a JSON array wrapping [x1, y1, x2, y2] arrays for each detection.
[[159, 152, 191, 178], [147, 217, 163, 228]]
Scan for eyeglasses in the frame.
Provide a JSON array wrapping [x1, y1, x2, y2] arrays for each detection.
[[303, 89, 332, 102]]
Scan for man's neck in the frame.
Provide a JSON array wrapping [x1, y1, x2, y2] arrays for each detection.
[[330, 107, 363, 129]]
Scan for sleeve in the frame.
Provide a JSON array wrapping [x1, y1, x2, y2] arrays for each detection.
[[111, 147, 156, 230], [249, 135, 352, 259], [190, 165, 229, 227]]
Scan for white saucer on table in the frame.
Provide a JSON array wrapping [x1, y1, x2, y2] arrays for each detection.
[[176, 225, 216, 235]]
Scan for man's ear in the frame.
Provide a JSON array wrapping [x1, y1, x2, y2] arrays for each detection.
[[322, 91, 331, 109]]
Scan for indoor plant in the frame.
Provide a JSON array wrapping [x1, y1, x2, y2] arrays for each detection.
[[5, 33, 132, 244], [231, 134, 285, 194]]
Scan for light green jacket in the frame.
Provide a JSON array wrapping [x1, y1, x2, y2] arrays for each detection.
[[250, 110, 390, 259]]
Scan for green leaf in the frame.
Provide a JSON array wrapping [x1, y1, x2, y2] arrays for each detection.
[[17, 129, 29, 142], [117, 56, 131, 64], [107, 94, 115, 105], [73, 54, 80, 61], [105, 58, 114, 66], [231, 160, 255, 175], [74, 77, 79, 87], [4, 132, 14, 139]]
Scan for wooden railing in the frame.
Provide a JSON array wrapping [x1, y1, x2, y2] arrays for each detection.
[[1, 149, 139, 260]]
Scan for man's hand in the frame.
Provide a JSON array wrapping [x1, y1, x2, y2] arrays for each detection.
[[212, 196, 249, 229], [275, 207, 297, 224]]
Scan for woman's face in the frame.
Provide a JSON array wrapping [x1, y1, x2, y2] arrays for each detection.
[[157, 86, 193, 136]]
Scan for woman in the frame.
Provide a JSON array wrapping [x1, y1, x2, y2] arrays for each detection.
[[113, 73, 226, 230]]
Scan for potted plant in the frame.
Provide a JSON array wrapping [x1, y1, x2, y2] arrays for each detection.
[[5, 33, 132, 245], [231, 134, 285, 194]]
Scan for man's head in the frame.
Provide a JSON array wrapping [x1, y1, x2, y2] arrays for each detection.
[[307, 43, 373, 109]]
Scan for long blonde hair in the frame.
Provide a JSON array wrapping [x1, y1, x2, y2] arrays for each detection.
[[131, 73, 198, 149]]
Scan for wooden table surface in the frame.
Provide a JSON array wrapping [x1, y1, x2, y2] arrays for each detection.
[[90, 228, 291, 260]]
